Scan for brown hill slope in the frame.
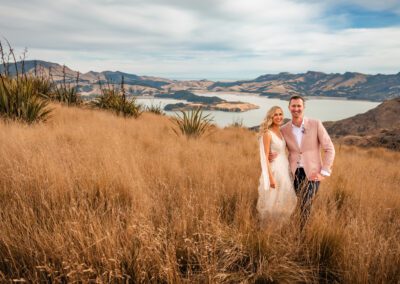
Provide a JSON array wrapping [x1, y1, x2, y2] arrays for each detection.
[[209, 71, 400, 101], [3, 61, 400, 101], [324, 98, 400, 150]]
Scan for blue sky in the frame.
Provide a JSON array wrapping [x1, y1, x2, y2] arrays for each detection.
[[0, 0, 399, 79], [328, 4, 400, 28]]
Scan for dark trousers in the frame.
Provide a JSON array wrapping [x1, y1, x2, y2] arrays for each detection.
[[294, 168, 320, 229]]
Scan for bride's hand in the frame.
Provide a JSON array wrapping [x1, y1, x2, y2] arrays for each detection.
[[270, 178, 276, 189], [268, 152, 277, 162]]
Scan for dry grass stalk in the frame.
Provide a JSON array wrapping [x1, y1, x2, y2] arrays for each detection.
[[0, 105, 399, 282]]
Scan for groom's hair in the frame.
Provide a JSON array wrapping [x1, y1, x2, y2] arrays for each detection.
[[289, 95, 305, 104]]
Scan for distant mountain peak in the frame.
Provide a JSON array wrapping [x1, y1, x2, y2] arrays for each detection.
[[1, 60, 399, 101]]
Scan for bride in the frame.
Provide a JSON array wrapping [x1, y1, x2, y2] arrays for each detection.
[[257, 106, 297, 224]]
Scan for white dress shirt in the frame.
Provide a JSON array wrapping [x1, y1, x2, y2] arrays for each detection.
[[291, 120, 305, 168]]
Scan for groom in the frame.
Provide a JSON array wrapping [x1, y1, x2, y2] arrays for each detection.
[[274, 95, 335, 228]]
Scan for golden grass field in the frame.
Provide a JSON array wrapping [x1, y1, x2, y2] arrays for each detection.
[[0, 104, 399, 283]]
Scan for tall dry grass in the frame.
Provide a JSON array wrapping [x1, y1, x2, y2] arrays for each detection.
[[0, 104, 399, 283]]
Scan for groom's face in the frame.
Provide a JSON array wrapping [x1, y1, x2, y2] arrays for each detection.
[[289, 98, 304, 119]]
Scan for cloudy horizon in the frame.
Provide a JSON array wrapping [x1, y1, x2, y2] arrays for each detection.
[[1, 0, 400, 79]]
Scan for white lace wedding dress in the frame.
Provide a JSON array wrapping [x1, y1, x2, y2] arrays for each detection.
[[257, 131, 297, 222]]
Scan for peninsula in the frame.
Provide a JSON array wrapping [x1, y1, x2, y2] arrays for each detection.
[[157, 90, 259, 112]]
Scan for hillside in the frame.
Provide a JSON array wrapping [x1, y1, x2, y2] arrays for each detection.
[[2, 60, 400, 101], [0, 105, 399, 282], [324, 98, 400, 150], [209, 71, 400, 101], [0, 60, 173, 96]]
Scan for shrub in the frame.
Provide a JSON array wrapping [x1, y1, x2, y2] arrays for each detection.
[[171, 107, 213, 138], [145, 102, 164, 115], [0, 40, 52, 123], [92, 76, 143, 118], [0, 75, 52, 123], [51, 65, 82, 105]]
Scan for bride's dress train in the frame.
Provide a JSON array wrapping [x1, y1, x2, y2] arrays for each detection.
[[257, 131, 297, 223]]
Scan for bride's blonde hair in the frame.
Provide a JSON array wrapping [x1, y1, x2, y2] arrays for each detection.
[[259, 106, 282, 137]]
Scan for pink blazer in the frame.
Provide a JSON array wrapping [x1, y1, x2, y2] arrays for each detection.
[[281, 118, 335, 178]]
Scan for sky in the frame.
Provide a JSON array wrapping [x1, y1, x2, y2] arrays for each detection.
[[1, 0, 400, 79]]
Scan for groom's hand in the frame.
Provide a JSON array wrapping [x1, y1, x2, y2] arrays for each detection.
[[268, 152, 277, 162], [310, 173, 325, 182]]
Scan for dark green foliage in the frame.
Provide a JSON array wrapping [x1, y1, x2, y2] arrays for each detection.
[[93, 76, 143, 118], [0, 40, 52, 123], [145, 102, 164, 115], [51, 65, 82, 105], [172, 107, 213, 138], [0, 75, 52, 123]]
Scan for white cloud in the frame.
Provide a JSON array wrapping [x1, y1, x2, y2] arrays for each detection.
[[0, 0, 399, 78]]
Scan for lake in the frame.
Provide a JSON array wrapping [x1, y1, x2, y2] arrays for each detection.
[[136, 92, 380, 128]]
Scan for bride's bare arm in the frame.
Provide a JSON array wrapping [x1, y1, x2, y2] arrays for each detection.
[[263, 133, 276, 189]]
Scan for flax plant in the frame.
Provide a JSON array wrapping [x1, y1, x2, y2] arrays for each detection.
[[172, 107, 213, 138], [93, 76, 143, 118], [145, 101, 164, 115], [0, 40, 52, 123], [51, 65, 82, 105], [0, 76, 52, 123]]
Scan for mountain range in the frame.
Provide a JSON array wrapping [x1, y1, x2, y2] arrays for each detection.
[[1, 60, 399, 101]]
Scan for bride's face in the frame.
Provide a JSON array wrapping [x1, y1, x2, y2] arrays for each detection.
[[272, 109, 284, 126]]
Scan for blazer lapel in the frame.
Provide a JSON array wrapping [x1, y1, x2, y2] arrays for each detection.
[[299, 118, 308, 150]]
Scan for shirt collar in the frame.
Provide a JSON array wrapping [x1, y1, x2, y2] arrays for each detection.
[[292, 118, 305, 129]]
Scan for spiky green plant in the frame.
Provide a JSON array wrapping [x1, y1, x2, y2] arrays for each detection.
[[0, 40, 52, 123], [145, 102, 164, 115], [92, 80, 119, 110], [92, 76, 143, 118], [32, 75, 53, 97], [118, 96, 143, 118], [117, 75, 143, 118], [0, 75, 52, 123], [51, 65, 82, 105], [172, 107, 213, 138]]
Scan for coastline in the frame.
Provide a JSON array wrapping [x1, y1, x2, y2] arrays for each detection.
[[135, 93, 381, 103], [193, 91, 379, 102]]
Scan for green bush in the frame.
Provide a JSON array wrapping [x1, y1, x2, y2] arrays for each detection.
[[0, 40, 52, 123], [51, 65, 82, 105], [92, 77, 143, 118], [31, 75, 53, 98], [145, 102, 164, 115], [172, 107, 213, 138], [0, 75, 52, 123]]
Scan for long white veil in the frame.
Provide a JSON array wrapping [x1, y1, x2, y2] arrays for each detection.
[[259, 135, 270, 191]]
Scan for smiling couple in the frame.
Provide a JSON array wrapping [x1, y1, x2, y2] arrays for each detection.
[[257, 95, 335, 229]]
